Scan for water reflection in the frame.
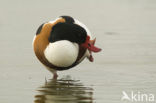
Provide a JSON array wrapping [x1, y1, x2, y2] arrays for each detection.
[[34, 76, 93, 103]]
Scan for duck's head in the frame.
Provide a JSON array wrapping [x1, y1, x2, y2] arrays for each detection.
[[48, 16, 101, 53], [49, 22, 86, 45]]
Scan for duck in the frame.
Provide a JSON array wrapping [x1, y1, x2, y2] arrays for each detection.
[[33, 16, 101, 79]]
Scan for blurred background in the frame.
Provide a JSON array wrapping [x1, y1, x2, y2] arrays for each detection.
[[0, 0, 156, 103]]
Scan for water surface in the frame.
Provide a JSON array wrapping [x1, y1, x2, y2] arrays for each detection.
[[0, 0, 156, 103], [35, 76, 93, 103]]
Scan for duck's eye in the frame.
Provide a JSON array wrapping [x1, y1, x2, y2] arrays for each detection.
[[88, 43, 91, 47]]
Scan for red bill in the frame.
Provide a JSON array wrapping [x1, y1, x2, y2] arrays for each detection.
[[81, 36, 102, 52], [81, 36, 102, 62]]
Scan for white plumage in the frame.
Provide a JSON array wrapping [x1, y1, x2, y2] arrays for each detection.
[[44, 40, 79, 67]]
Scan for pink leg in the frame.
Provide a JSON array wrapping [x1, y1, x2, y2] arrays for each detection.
[[53, 72, 58, 79]]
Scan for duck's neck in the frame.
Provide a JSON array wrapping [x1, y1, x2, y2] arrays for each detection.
[[44, 40, 79, 67]]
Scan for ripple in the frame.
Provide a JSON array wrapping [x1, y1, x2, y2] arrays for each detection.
[[34, 76, 93, 103]]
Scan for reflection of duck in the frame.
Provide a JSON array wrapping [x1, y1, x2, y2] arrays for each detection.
[[34, 76, 93, 103]]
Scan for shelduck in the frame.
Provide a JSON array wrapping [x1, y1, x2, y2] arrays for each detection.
[[33, 16, 101, 79]]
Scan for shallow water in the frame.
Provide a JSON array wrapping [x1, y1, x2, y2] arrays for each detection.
[[0, 0, 156, 103], [34, 77, 93, 103]]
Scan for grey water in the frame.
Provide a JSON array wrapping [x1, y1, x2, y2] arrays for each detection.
[[0, 0, 156, 103], [34, 77, 93, 103]]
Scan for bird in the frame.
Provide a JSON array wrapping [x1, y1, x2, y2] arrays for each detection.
[[33, 16, 101, 79]]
